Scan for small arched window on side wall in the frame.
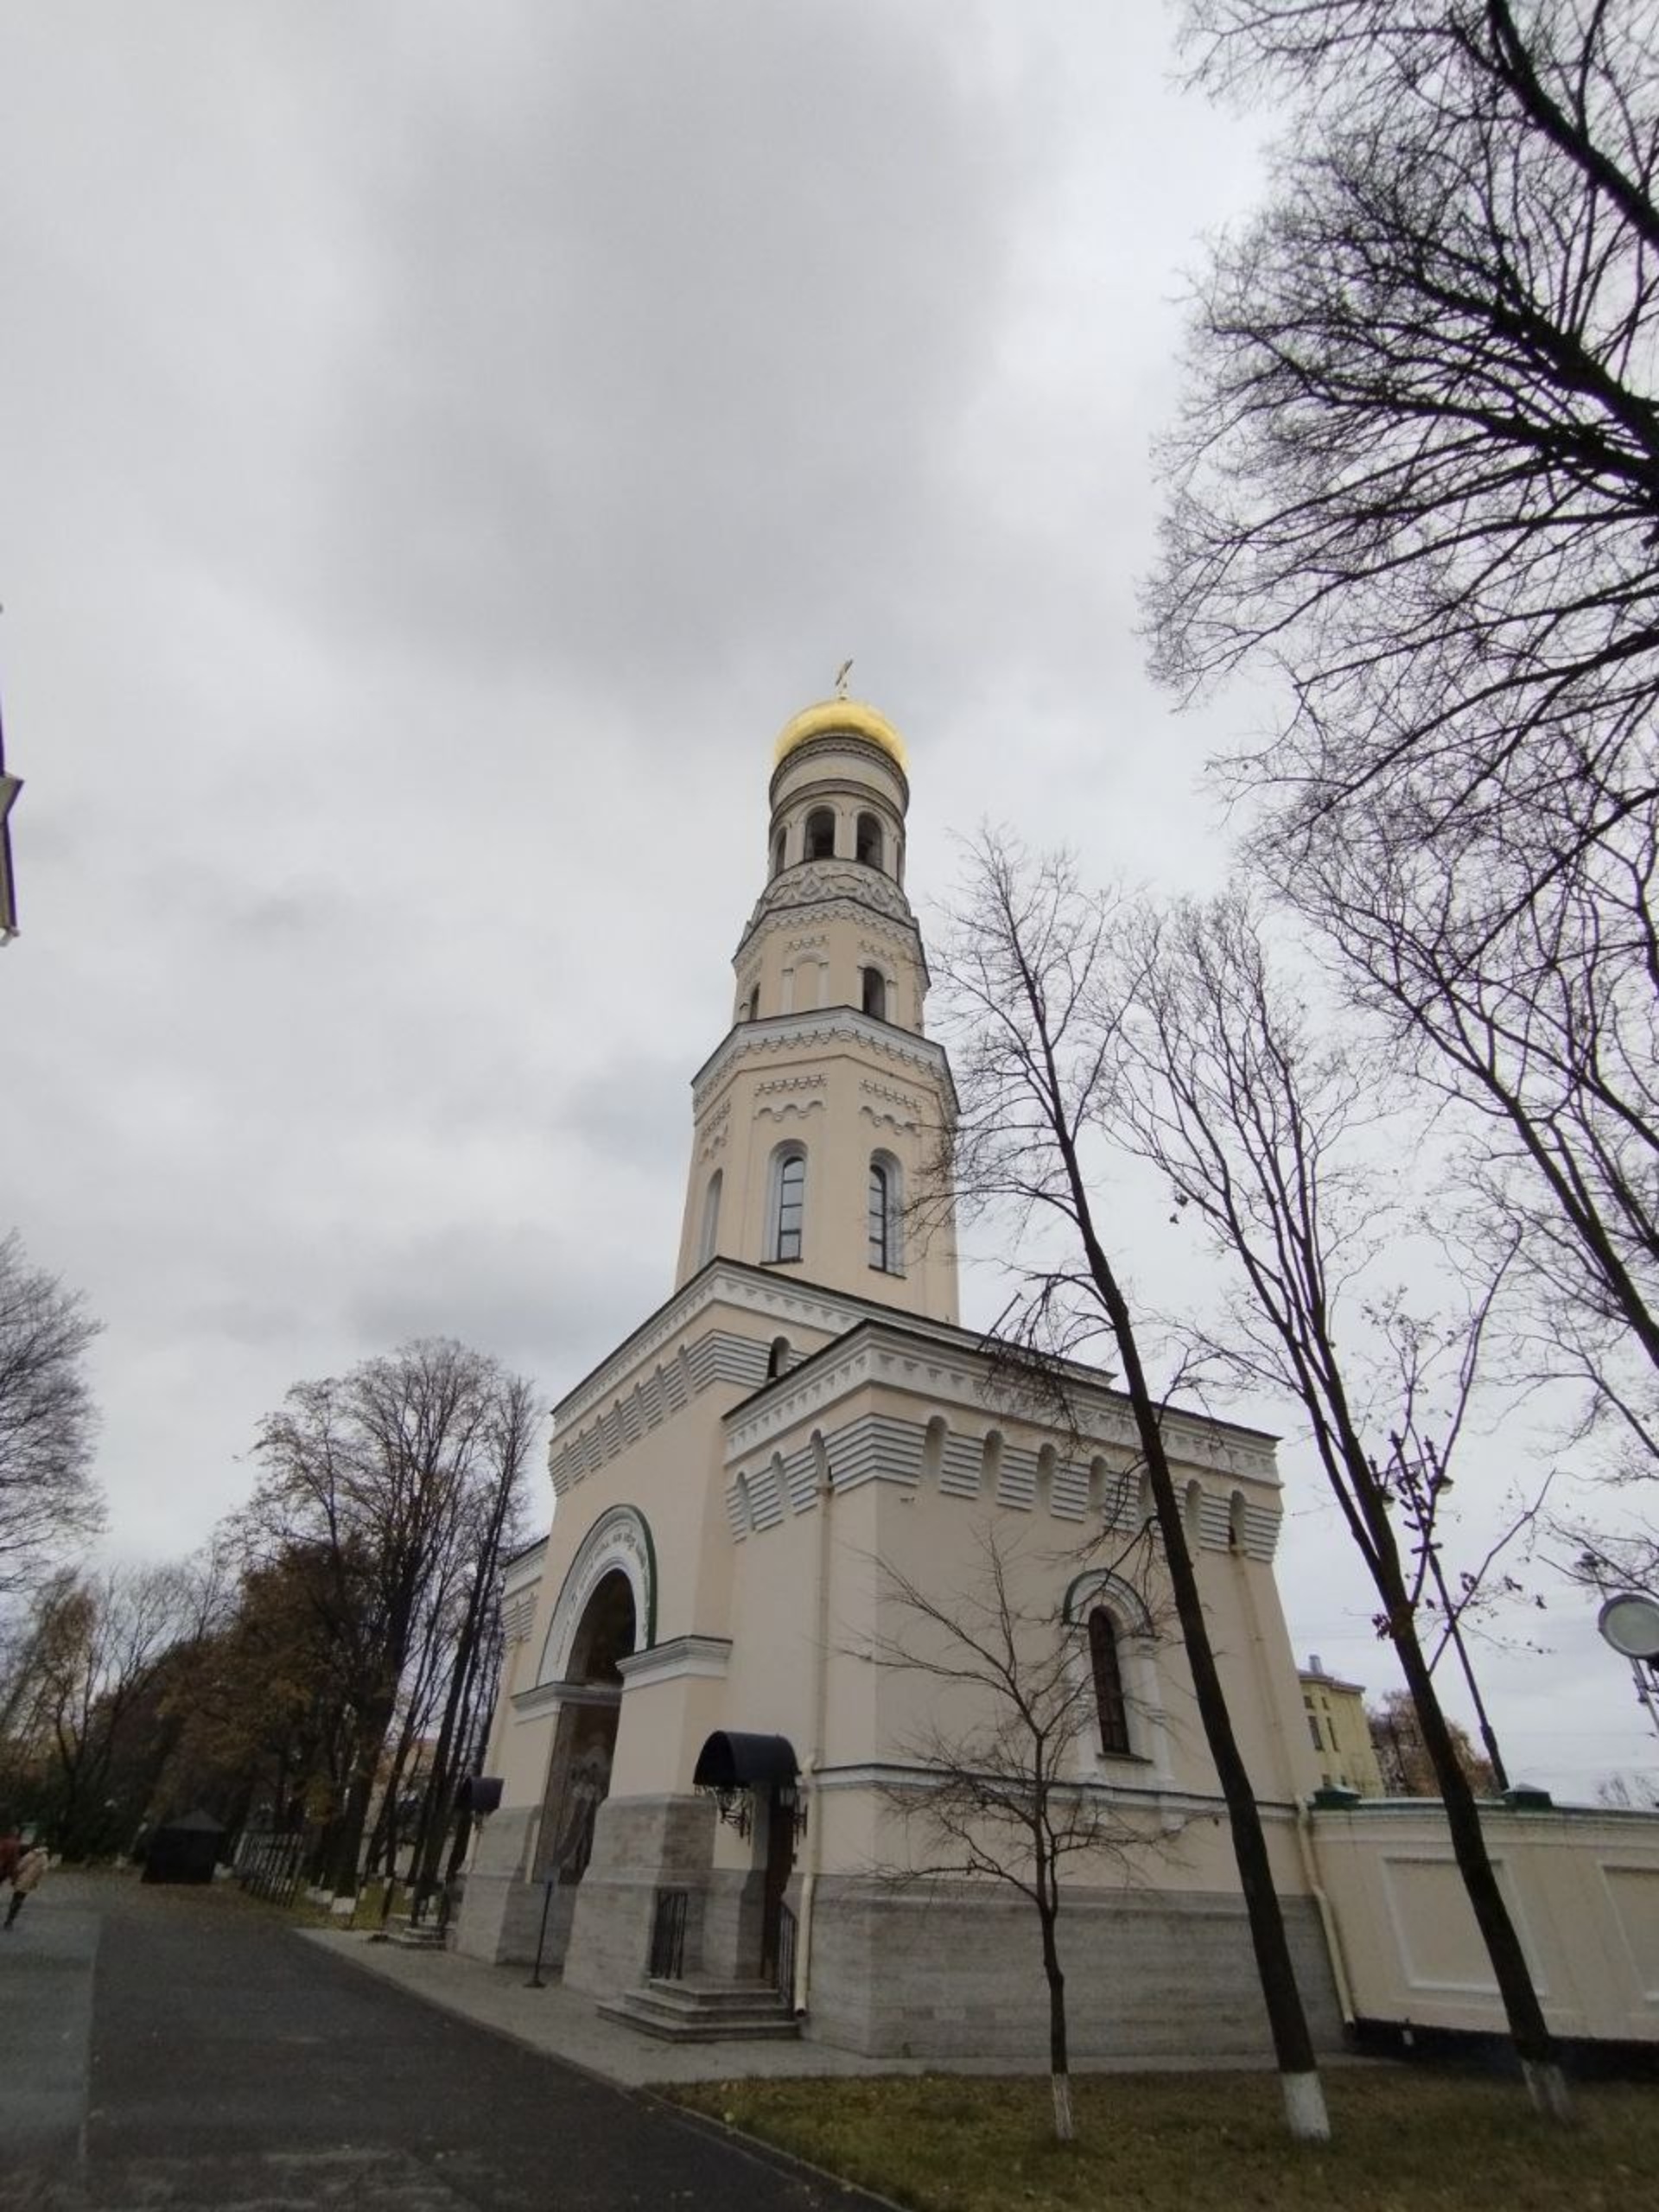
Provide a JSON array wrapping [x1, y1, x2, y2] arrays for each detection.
[[855, 811, 884, 870], [1184, 1479, 1205, 1550], [861, 966, 887, 1020], [1089, 1608, 1132, 1757], [766, 1335, 791, 1380], [697, 1170, 723, 1268], [769, 1147, 807, 1263], [804, 807, 836, 861]]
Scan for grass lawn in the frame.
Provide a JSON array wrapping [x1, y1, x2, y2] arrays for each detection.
[[667, 2067, 1659, 2212]]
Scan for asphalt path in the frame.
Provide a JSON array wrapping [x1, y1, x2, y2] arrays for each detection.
[[1, 1874, 885, 2211]]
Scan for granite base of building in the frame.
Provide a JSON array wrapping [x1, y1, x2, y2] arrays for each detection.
[[795, 1878, 1344, 2061], [453, 1808, 563, 1967], [461, 1806, 1344, 2061], [561, 1794, 718, 1996]]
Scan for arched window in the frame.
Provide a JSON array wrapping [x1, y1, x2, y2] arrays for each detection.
[[922, 1414, 947, 1487], [745, 986, 760, 1022], [861, 966, 887, 1020], [769, 1147, 806, 1263], [772, 827, 786, 877], [868, 1159, 892, 1270], [1228, 1490, 1248, 1554], [855, 811, 884, 870], [1035, 1444, 1057, 1515], [1089, 1608, 1132, 1757], [697, 1171, 722, 1268], [766, 1335, 791, 1380], [804, 808, 836, 861]]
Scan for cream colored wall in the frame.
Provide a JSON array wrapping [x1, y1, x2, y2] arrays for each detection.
[[678, 1036, 957, 1323], [731, 882, 925, 1033], [1310, 1804, 1659, 2040], [720, 1364, 1319, 1897]]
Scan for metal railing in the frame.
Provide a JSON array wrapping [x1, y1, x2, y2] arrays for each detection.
[[236, 1830, 305, 1908], [772, 1900, 798, 2002], [649, 1886, 689, 1980]]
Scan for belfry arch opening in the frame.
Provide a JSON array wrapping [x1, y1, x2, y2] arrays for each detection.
[[804, 808, 836, 861], [855, 811, 884, 870]]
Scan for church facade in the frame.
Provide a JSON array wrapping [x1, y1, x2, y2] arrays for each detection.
[[456, 698, 1342, 2058]]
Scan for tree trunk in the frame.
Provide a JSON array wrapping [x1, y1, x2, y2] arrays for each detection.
[[327, 1695, 394, 1897], [1071, 1191, 1330, 2141], [1386, 1581, 1571, 2121], [1039, 1900, 1074, 2143]]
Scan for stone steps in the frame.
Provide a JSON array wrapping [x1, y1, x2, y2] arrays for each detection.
[[599, 1976, 799, 2043]]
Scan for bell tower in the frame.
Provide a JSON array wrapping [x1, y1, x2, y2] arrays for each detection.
[[674, 696, 959, 1323]]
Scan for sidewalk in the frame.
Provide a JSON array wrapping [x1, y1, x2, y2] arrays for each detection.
[[299, 1927, 1285, 2087]]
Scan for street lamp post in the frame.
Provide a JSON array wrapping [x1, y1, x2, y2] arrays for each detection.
[[1595, 1592, 1659, 1742]]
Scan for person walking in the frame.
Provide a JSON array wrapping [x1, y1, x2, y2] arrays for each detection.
[[5, 1843, 48, 1929]]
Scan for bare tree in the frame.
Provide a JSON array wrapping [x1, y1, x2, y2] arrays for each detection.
[[0, 1231, 105, 1592], [1109, 887, 1571, 2119], [1153, 0, 1659, 873], [1284, 817, 1659, 1472], [865, 1521, 1154, 2143], [928, 836, 1331, 2141], [406, 1370, 536, 1914], [1147, 1, 1659, 1478]]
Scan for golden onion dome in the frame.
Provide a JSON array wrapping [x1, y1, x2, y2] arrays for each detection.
[[772, 697, 908, 773]]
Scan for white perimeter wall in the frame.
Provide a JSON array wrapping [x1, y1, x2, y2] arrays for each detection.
[[1310, 1803, 1659, 2043]]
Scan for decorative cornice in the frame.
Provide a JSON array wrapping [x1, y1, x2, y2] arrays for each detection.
[[739, 860, 916, 946], [690, 1008, 957, 1119], [617, 1634, 734, 1689], [804, 1760, 1300, 1821], [722, 1314, 1281, 1488], [550, 1262, 876, 1433], [769, 726, 910, 804], [511, 1678, 622, 1718]]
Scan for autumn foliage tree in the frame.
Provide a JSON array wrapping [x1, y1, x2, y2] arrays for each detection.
[[240, 1339, 533, 1895]]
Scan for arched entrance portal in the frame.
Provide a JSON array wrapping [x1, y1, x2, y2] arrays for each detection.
[[535, 1569, 637, 1886]]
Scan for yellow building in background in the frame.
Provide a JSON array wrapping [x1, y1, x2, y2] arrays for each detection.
[[1299, 1656, 1384, 1798]]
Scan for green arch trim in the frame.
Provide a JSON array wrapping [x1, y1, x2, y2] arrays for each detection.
[[537, 1502, 658, 1683]]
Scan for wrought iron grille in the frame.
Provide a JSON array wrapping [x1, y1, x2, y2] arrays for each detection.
[[236, 1830, 304, 1908]]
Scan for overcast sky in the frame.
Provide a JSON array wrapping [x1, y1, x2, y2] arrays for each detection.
[[3, 2, 1650, 1796]]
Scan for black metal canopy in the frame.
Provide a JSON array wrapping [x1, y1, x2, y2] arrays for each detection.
[[693, 1731, 798, 1790]]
